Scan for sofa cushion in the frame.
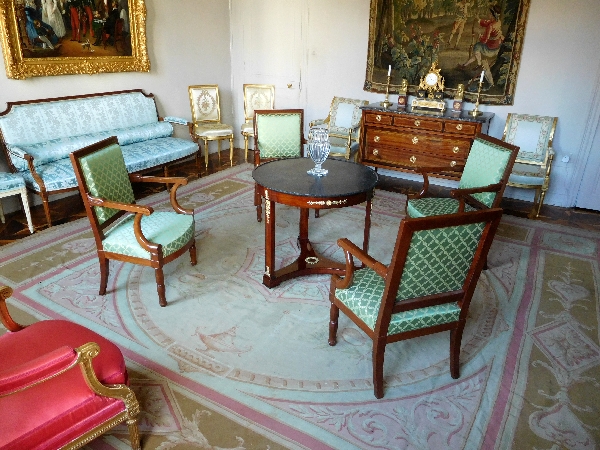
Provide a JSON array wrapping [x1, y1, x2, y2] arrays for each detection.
[[121, 137, 198, 173], [20, 137, 198, 193], [9, 122, 174, 171]]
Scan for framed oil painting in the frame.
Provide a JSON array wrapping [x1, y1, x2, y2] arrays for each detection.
[[364, 0, 531, 105], [0, 0, 150, 79]]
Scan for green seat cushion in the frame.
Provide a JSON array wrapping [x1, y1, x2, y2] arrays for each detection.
[[335, 268, 461, 334], [407, 197, 475, 218], [103, 212, 194, 259]]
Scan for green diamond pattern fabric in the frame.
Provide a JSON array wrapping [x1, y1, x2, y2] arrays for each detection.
[[458, 137, 511, 207], [79, 143, 135, 224], [406, 197, 475, 218], [335, 222, 484, 333], [256, 113, 302, 158], [335, 268, 461, 334], [103, 212, 194, 259], [397, 223, 485, 299]]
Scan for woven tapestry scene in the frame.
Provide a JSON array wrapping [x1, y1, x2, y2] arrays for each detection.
[[1, 164, 599, 449]]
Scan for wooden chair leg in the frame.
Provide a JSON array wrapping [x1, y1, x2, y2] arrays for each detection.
[[127, 418, 141, 450], [244, 135, 249, 162], [450, 322, 465, 379], [41, 192, 52, 228], [189, 242, 197, 266], [255, 186, 263, 223], [155, 267, 167, 307], [98, 255, 109, 295], [203, 138, 209, 169], [373, 338, 386, 399], [328, 301, 339, 346], [229, 136, 234, 167]]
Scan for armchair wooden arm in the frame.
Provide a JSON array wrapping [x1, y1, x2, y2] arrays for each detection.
[[0, 285, 23, 332], [450, 182, 503, 211], [129, 174, 192, 214], [406, 164, 465, 199], [87, 195, 160, 252], [333, 238, 388, 289]]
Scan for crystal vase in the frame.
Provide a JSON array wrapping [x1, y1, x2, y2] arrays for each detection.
[[307, 127, 330, 176]]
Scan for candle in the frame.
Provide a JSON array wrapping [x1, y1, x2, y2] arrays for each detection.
[[480, 70, 485, 83], [388, 65, 391, 76]]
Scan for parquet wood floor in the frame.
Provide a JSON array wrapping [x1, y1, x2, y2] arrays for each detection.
[[1, 148, 599, 246]]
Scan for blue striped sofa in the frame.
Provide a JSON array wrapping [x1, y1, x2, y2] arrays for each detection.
[[0, 89, 199, 227]]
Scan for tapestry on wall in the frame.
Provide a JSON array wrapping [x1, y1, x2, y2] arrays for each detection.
[[364, 0, 531, 105]]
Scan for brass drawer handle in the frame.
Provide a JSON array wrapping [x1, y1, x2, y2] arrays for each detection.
[[456, 124, 463, 131], [450, 161, 457, 167], [374, 136, 380, 142], [414, 120, 420, 126], [376, 115, 382, 121], [412, 136, 419, 144], [453, 146, 460, 153], [373, 149, 379, 156], [410, 155, 417, 163]]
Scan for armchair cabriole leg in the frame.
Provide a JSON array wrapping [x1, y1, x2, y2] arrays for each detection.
[[373, 338, 386, 399], [127, 418, 141, 450], [190, 242, 198, 266], [450, 323, 465, 379], [99, 255, 109, 295], [328, 303, 339, 346], [155, 267, 167, 307]]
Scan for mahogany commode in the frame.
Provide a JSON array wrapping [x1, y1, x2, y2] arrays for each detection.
[[253, 157, 378, 288]]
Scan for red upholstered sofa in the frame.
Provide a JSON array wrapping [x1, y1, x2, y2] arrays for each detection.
[[0, 285, 140, 450]]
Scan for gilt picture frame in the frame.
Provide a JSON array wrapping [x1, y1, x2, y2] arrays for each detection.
[[364, 0, 530, 105], [0, 0, 150, 80]]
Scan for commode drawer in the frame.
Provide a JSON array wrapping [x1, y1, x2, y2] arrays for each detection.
[[364, 145, 462, 171], [393, 116, 443, 132], [443, 121, 478, 136], [363, 112, 393, 126]]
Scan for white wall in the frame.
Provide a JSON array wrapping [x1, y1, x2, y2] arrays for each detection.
[[2, 0, 599, 214]]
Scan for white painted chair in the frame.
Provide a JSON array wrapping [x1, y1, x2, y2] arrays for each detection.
[[0, 172, 34, 233]]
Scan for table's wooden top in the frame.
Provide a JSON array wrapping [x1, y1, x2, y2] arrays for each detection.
[[252, 157, 378, 199]]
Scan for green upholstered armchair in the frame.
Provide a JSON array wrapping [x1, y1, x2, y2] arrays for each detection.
[[329, 207, 503, 399], [241, 84, 275, 162], [188, 85, 235, 169], [406, 134, 519, 218], [253, 109, 306, 222], [70, 136, 197, 307], [502, 113, 558, 219], [309, 96, 369, 162]]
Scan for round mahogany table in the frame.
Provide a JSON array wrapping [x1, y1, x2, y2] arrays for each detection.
[[253, 157, 378, 288]]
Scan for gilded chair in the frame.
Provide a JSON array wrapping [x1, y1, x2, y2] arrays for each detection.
[[188, 85, 234, 169], [70, 136, 197, 307], [0, 285, 140, 449], [502, 113, 558, 219], [329, 207, 503, 398], [407, 134, 519, 218], [309, 96, 369, 161], [253, 109, 306, 222], [241, 84, 275, 162]]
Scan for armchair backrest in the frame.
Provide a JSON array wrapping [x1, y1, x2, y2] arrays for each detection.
[[458, 134, 519, 208], [502, 113, 557, 166], [253, 109, 304, 163], [243, 84, 275, 122], [188, 85, 223, 123], [70, 136, 133, 228], [382, 208, 503, 324], [328, 97, 369, 138]]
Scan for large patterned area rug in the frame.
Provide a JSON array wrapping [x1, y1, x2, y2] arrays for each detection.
[[1, 163, 599, 450]]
